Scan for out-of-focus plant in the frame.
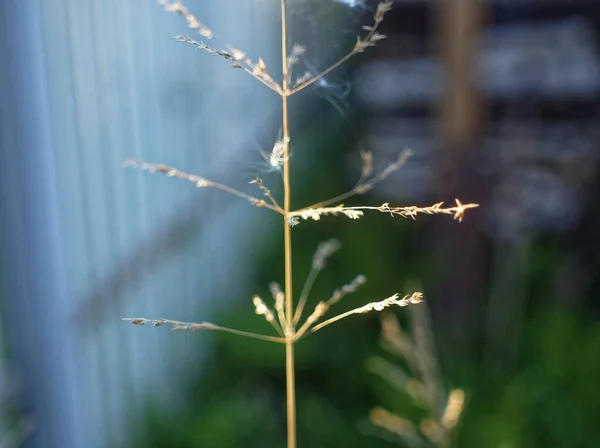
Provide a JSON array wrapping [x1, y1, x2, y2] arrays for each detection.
[[366, 301, 465, 447]]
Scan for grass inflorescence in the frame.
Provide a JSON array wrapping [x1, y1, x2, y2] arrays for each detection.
[[123, 2, 478, 446]]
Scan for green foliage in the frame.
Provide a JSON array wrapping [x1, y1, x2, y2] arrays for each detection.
[[466, 310, 600, 448]]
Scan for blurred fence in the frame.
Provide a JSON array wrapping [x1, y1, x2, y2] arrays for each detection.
[[0, 1, 280, 447]]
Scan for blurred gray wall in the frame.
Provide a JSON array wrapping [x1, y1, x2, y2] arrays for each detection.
[[0, 1, 279, 447]]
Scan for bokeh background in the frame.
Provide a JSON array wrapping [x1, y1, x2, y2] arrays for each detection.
[[2, 0, 600, 447]]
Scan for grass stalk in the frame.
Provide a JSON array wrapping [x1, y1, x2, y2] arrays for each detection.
[[280, 1, 297, 447]]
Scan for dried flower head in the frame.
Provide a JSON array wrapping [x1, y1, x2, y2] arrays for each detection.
[[269, 136, 290, 170], [158, 0, 214, 39], [356, 292, 423, 314], [253, 295, 275, 323], [312, 239, 341, 270]]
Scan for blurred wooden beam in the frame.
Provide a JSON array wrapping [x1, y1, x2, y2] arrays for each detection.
[[435, 0, 484, 148], [429, 0, 487, 349]]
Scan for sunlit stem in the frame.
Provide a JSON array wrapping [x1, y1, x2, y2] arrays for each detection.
[[281, 1, 297, 448]]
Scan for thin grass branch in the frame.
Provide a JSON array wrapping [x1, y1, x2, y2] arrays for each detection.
[[297, 292, 423, 340], [325, 274, 367, 307], [288, 0, 393, 96], [300, 149, 412, 212], [123, 159, 283, 214], [294, 274, 367, 339], [292, 239, 341, 326], [250, 177, 283, 212], [286, 44, 306, 88], [160, 0, 282, 95], [289, 51, 354, 96], [161, 0, 283, 94], [172, 35, 283, 95], [289, 199, 479, 223], [123, 317, 286, 343]]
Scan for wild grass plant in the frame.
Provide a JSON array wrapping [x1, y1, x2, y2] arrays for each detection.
[[123, 1, 478, 446], [366, 303, 465, 447]]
